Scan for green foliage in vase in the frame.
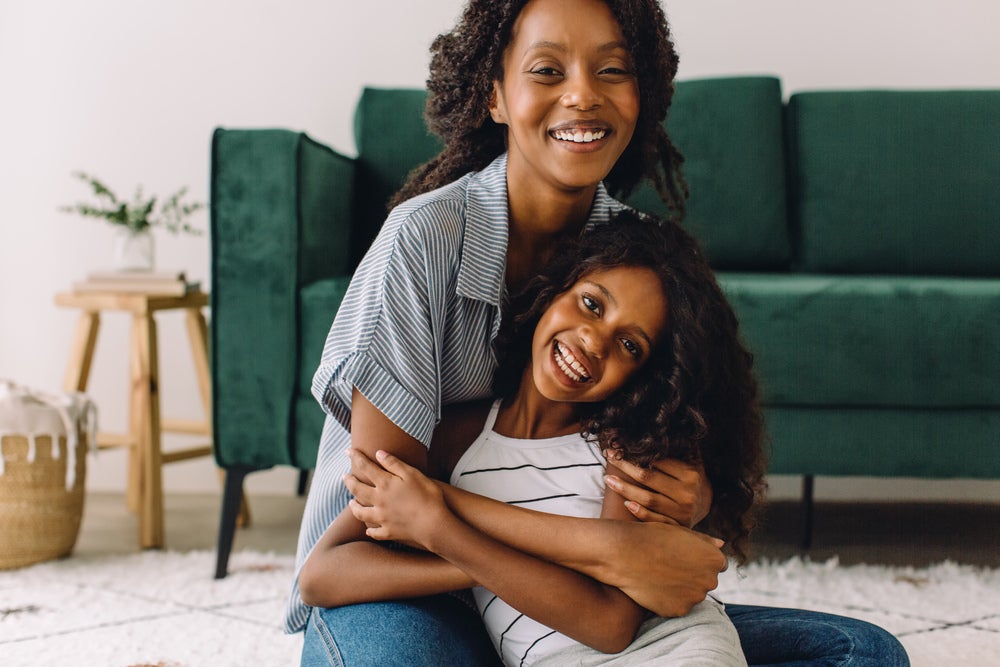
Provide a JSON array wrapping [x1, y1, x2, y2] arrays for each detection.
[[62, 171, 204, 235]]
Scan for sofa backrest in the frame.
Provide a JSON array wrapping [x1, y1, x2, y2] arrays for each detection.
[[352, 77, 792, 271], [787, 89, 1000, 276], [352, 88, 443, 264], [627, 76, 790, 270]]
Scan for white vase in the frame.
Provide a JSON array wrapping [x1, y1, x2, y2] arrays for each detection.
[[112, 228, 155, 271]]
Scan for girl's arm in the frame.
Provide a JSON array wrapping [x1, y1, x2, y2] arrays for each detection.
[[348, 449, 647, 654], [334, 393, 723, 618], [431, 470, 727, 618]]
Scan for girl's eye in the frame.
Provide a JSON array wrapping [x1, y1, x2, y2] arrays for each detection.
[[582, 294, 600, 315], [621, 338, 642, 359]]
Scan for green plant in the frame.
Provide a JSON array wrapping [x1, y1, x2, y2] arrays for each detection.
[[62, 171, 204, 235]]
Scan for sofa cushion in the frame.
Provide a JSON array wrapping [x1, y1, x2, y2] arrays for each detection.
[[788, 89, 1000, 276], [720, 273, 1000, 407], [764, 406, 1000, 477], [627, 76, 790, 270]]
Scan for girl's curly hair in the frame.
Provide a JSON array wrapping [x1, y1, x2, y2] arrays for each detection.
[[493, 211, 767, 563], [389, 0, 688, 220]]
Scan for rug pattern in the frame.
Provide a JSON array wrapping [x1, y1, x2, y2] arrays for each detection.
[[1, 551, 997, 666]]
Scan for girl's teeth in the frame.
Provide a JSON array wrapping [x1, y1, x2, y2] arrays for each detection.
[[554, 343, 590, 382], [554, 129, 606, 143]]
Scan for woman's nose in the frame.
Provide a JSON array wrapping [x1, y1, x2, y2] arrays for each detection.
[[561, 72, 603, 111]]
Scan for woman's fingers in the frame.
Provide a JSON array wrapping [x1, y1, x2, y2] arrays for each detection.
[[604, 452, 712, 527]]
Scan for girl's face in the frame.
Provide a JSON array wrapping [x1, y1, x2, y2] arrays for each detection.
[[491, 0, 639, 199], [530, 265, 667, 405]]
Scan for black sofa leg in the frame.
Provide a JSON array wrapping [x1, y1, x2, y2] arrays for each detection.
[[801, 474, 815, 551], [297, 469, 311, 496], [215, 468, 250, 579]]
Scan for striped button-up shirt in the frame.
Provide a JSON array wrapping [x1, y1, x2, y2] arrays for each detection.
[[286, 152, 625, 633]]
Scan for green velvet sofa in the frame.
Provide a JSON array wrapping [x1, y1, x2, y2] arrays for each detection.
[[209, 76, 1000, 576]]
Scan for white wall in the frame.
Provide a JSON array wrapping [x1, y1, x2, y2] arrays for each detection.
[[1, 0, 998, 501]]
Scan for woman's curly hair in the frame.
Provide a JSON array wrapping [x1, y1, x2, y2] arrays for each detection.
[[493, 211, 767, 563], [389, 0, 688, 220]]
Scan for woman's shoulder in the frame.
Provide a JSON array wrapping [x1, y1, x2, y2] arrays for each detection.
[[375, 175, 476, 253]]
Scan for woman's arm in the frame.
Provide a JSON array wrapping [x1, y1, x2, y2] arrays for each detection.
[[298, 505, 476, 608], [297, 388, 479, 608], [348, 449, 647, 654]]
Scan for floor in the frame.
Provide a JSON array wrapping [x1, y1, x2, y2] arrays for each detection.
[[77, 490, 1000, 569]]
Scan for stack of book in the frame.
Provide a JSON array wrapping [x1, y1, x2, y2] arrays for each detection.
[[73, 270, 201, 296]]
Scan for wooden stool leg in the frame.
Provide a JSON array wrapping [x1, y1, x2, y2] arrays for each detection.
[[184, 309, 212, 424], [132, 312, 164, 549], [63, 312, 100, 392]]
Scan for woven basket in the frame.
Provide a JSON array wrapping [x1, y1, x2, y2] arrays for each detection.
[[0, 381, 94, 570]]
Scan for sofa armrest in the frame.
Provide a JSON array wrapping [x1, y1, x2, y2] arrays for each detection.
[[210, 128, 356, 469]]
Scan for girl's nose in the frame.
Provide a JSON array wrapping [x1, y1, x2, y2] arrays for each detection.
[[579, 325, 609, 360]]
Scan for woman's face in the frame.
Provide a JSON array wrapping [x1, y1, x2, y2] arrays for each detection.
[[530, 265, 667, 405], [491, 0, 640, 198]]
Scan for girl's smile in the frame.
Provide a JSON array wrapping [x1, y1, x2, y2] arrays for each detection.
[[531, 265, 668, 405]]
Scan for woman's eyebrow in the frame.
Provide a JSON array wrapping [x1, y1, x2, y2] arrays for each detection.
[[526, 40, 629, 54]]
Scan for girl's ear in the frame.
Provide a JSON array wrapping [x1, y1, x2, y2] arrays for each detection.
[[489, 81, 506, 124]]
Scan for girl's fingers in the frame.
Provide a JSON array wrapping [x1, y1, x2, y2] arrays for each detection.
[[375, 449, 420, 480], [347, 447, 394, 484], [348, 498, 373, 523]]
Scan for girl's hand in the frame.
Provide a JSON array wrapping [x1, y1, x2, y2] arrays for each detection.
[[344, 448, 451, 548], [603, 453, 712, 528]]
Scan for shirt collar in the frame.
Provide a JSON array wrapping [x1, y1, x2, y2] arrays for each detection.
[[457, 152, 627, 305], [457, 153, 510, 305]]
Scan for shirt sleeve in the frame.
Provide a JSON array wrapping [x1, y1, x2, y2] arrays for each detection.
[[311, 199, 463, 447]]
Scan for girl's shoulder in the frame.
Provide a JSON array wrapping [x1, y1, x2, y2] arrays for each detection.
[[428, 398, 495, 480]]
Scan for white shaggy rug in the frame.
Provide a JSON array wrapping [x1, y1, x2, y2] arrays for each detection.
[[1, 551, 997, 666]]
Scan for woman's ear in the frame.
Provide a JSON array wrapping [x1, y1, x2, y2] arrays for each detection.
[[489, 81, 506, 124]]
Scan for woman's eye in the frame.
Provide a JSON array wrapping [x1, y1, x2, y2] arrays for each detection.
[[582, 294, 600, 314], [530, 66, 561, 77]]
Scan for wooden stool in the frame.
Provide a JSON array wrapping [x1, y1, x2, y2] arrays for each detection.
[[55, 289, 234, 548]]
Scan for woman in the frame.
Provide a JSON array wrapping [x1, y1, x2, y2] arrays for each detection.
[[291, 0, 909, 665]]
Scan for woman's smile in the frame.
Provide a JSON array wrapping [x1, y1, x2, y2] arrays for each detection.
[[490, 0, 640, 196]]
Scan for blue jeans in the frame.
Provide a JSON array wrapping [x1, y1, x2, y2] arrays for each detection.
[[300, 598, 909, 667]]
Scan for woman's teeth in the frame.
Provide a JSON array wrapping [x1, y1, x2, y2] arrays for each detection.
[[554, 342, 591, 382], [552, 129, 607, 143]]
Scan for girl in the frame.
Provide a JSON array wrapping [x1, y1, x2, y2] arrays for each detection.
[[301, 214, 762, 666], [292, 0, 909, 664]]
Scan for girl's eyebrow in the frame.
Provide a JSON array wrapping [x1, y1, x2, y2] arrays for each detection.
[[583, 280, 655, 349]]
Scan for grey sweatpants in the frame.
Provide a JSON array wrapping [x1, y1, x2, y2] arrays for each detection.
[[531, 597, 746, 667]]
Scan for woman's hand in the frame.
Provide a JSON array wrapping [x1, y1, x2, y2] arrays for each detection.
[[344, 448, 450, 549], [603, 452, 713, 528]]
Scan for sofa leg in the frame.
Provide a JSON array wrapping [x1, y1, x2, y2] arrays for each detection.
[[801, 474, 815, 551], [215, 468, 250, 579], [296, 469, 311, 497]]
